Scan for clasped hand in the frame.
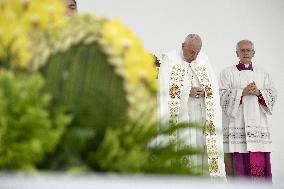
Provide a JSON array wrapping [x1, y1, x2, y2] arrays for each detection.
[[242, 81, 260, 96], [189, 87, 205, 98]]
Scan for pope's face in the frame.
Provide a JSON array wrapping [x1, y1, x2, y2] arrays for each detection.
[[182, 40, 202, 63], [61, 0, 77, 16], [236, 43, 255, 64]]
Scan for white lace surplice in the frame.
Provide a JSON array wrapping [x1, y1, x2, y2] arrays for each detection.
[[219, 65, 277, 153]]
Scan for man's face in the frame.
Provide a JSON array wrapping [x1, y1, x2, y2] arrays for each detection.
[[61, 0, 77, 16], [236, 43, 255, 64], [182, 40, 202, 63]]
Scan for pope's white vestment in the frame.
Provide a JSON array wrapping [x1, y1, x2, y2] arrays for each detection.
[[158, 49, 226, 178]]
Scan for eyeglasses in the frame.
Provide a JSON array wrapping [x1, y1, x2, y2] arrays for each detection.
[[238, 49, 254, 53]]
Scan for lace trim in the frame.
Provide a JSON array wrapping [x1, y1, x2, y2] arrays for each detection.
[[223, 127, 271, 145], [250, 164, 265, 177], [265, 89, 276, 111]]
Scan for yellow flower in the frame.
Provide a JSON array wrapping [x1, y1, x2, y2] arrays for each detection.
[[124, 48, 157, 86], [101, 19, 141, 55], [100, 18, 158, 122], [23, 0, 66, 33], [10, 35, 31, 68], [17, 49, 32, 68], [0, 0, 66, 69], [0, 9, 20, 46]]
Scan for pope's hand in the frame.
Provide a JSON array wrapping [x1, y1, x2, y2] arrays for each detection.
[[189, 87, 205, 98]]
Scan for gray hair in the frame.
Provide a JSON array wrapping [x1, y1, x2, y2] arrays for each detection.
[[236, 40, 254, 51], [184, 34, 202, 43]]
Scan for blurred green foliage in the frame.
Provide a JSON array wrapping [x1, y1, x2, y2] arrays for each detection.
[[0, 70, 72, 170]]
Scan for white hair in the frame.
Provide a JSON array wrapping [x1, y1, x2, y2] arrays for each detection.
[[184, 34, 202, 43], [236, 40, 254, 51]]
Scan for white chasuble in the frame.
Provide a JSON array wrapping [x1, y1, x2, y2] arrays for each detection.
[[219, 65, 277, 153], [158, 49, 226, 178]]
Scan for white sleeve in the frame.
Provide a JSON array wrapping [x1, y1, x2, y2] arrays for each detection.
[[259, 72, 277, 115], [219, 69, 243, 118]]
